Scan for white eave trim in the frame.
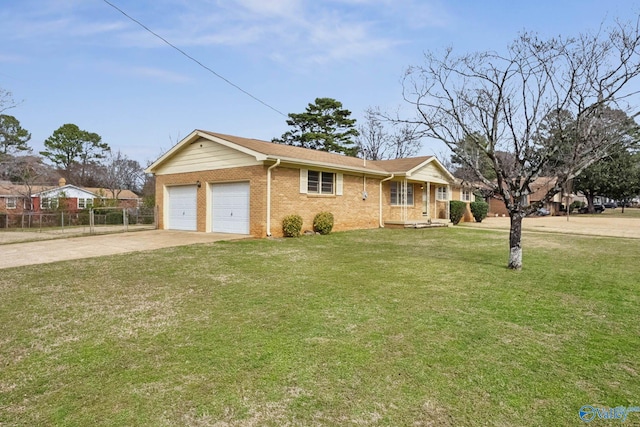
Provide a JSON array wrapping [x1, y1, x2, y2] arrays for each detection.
[[266, 155, 389, 176], [145, 130, 268, 173], [32, 185, 98, 198], [408, 157, 456, 182]]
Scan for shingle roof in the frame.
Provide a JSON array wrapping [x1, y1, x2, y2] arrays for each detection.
[[0, 181, 50, 196], [527, 177, 559, 201], [0, 181, 139, 199], [84, 188, 140, 200], [199, 131, 434, 174], [370, 156, 434, 173], [199, 131, 391, 172]]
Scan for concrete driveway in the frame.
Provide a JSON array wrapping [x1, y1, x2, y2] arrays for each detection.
[[0, 230, 250, 269]]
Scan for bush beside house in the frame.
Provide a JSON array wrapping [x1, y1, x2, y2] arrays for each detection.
[[282, 215, 303, 237], [470, 201, 489, 223], [449, 201, 467, 225], [313, 212, 334, 235]]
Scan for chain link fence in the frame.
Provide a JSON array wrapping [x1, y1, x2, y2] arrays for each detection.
[[0, 207, 157, 244]]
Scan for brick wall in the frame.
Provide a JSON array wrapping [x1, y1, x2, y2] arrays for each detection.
[[269, 167, 381, 237], [155, 165, 267, 236], [381, 182, 424, 221], [155, 164, 466, 237], [450, 187, 474, 222]]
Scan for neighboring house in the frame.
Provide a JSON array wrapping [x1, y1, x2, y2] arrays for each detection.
[[83, 187, 142, 210], [487, 177, 572, 216], [0, 180, 33, 215], [0, 178, 141, 215], [145, 130, 470, 237]]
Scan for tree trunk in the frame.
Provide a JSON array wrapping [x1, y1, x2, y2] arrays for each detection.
[[508, 213, 524, 270], [585, 193, 595, 214]]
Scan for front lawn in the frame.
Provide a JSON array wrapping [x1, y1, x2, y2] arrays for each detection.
[[1, 228, 639, 426]]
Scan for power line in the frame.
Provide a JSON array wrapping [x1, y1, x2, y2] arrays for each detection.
[[101, 0, 286, 117]]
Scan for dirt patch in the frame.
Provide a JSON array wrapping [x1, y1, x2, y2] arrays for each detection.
[[461, 215, 640, 239]]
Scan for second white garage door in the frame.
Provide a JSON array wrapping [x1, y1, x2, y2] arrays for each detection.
[[211, 182, 250, 234]]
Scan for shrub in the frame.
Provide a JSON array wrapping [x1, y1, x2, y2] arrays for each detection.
[[470, 201, 489, 223], [77, 212, 91, 225], [449, 201, 467, 225], [282, 214, 303, 237], [106, 212, 124, 225], [570, 201, 585, 213], [313, 212, 334, 235]]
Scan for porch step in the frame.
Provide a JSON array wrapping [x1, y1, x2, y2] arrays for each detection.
[[408, 222, 448, 229], [384, 221, 449, 229]]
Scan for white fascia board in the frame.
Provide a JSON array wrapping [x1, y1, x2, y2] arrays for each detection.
[[145, 129, 201, 173], [34, 185, 97, 198], [405, 157, 456, 182], [267, 156, 389, 176], [145, 130, 267, 174], [206, 135, 268, 161]]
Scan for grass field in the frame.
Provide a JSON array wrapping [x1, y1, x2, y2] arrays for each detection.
[[600, 206, 640, 218], [1, 227, 639, 426]]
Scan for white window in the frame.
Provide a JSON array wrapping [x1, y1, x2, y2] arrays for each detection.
[[390, 182, 414, 205], [461, 189, 472, 202], [307, 170, 335, 195], [6, 197, 17, 209], [40, 197, 59, 210], [436, 186, 448, 200], [78, 198, 93, 209]]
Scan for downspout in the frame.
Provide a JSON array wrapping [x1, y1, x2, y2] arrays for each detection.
[[266, 159, 281, 237], [379, 174, 394, 227], [403, 178, 408, 222]]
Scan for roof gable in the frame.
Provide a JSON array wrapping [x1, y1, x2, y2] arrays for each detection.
[[34, 185, 97, 198], [146, 130, 456, 181], [84, 188, 140, 200], [373, 156, 455, 184]]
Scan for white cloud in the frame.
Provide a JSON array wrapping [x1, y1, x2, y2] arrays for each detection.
[[155, 0, 419, 67], [127, 66, 192, 83], [233, 0, 302, 18], [0, 54, 28, 64], [1, 0, 450, 67]]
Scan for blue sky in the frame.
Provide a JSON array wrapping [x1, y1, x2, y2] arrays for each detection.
[[1, 0, 639, 166]]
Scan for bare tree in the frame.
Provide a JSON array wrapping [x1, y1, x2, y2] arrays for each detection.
[[403, 19, 640, 269], [100, 150, 144, 197], [0, 88, 18, 114], [356, 108, 422, 160], [4, 155, 55, 211], [356, 108, 390, 160]]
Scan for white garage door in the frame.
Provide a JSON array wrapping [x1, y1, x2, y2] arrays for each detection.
[[212, 182, 250, 234], [167, 185, 197, 231]]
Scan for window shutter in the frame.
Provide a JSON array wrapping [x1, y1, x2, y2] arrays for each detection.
[[336, 173, 343, 196], [300, 169, 308, 194]]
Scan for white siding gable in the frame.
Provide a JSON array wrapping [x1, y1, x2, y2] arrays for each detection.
[[154, 137, 260, 175], [410, 162, 452, 184], [36, 186, 96, 199]]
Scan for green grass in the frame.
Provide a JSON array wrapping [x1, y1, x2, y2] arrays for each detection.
[[1, 228, 639, 426], [600, 206, 640, 218]]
